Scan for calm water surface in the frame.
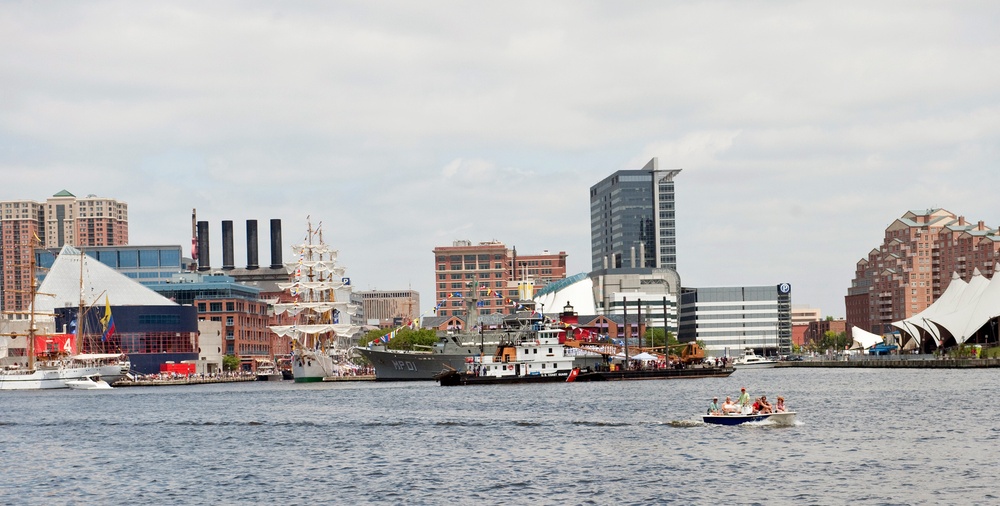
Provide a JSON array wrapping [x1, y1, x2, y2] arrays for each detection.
[[2, 368, 998, 505]]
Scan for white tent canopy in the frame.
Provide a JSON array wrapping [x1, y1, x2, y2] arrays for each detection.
[[892, 272, 967, 346], [851, 326, 883, 349], [924, 268, 991, 345]]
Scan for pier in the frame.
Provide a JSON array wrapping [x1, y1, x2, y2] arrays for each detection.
[[776, 357, 1000, 369], [114, 376, 259, 387], [323, 374, 375, 382]]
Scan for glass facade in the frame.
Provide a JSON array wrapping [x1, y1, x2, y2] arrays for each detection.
[[36, 245, 185, 284], [590, 159, 680, 271], [678, 285, 793, 356]]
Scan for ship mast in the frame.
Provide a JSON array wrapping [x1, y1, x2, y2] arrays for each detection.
[[27, 248, 37, 370], [76, 248, 85, 355]]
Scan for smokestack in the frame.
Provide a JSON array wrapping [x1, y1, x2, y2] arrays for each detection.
[[603, 256, 608, 270], [630, 246, 636, 268], [222, 220, 234, 270], [246, 220, 259, 270], [270, 219, 282, 269], [640, 242, 646, 268], [197, 221, 210, 271]]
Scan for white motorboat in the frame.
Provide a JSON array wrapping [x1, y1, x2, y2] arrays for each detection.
[[703, 411, 796, 425], [65, 374, 113, 390], [731, 348, 777, 369]]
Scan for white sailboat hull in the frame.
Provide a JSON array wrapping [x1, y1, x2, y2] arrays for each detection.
[[0, 363, 127, 390], [291, 350, 335, 382]]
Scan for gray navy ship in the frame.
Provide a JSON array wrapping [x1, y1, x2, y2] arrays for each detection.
[[355, 293, 536, 380], [354, 331, 501, 381]]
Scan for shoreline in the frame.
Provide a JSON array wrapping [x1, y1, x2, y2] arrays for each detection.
[[776, 357, 1000, 369]]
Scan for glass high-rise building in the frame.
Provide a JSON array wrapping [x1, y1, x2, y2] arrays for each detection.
[[590, 158, 681, 271]]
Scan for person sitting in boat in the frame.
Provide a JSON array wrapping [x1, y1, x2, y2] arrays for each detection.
[[721, 396, 738, 414], [775, 396, 786, 412], [758, 395, 773, 414], [751, 397, 762, 414], [708, 397, 721, 415]]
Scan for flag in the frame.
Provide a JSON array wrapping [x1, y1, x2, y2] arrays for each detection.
[[100, 296, 116, 342]]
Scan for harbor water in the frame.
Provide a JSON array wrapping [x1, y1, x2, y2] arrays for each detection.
[[2, 368, 997, 505]]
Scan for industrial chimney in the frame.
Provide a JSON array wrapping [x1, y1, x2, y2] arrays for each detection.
[[246, 220, 259, 270], [270, 219, 282, 269], [222, 220, 234, 270], [197, 221, 210, 271]]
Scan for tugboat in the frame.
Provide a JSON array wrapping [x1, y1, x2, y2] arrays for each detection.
[[436, 321, 576, 386]]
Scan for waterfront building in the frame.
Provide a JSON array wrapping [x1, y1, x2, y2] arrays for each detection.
[[590, 157, 681, 272], [532, 268, 680, 335], [146, 273, 274, 366], [1, 191, 128, 312], [37, 245, 184, 283], [804, 318, 847, 347], [33, 245, 198, 375], [356, 289, 419, 328], [678, 284, 793, 356], [791, 305, 822, 325], [846, 209, 1000, 337], [433, 240, 567, 317]]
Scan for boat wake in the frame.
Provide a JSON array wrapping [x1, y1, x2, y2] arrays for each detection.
[[665, 420, 702, 428]]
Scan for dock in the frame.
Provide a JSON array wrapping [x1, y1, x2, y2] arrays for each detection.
[[322, 374, 376, 382], [113, 376, 259, 387], [775, 357, 1000, 369]]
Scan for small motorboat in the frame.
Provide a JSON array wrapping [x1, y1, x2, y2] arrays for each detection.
[[65, 374, 113, 390], [703, 411, 795, 426]]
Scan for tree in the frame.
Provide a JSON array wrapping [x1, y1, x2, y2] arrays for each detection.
[[819, 330, 849, 351], [643, 328, 678, 349], [357, 327, 439, 351], [222, 355, 240, 371]]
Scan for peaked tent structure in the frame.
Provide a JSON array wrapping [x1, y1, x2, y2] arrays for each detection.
[[850, 326, 883, 349], [925, 265, 1000, 347], [892, 272, 968, 349], [923, 268, 990, 347]]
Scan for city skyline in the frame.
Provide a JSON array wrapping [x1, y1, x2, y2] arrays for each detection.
[[3, 3, 999, 317]]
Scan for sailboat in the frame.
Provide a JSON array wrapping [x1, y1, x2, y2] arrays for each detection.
[[269, 220, 359, 382], [0, 246, 130, 390]]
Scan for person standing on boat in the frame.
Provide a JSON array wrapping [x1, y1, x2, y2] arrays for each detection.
[[737, 387, 751, 414]]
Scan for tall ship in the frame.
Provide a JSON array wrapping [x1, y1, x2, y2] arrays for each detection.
[[269, 220, 359, 382], [0, 246, 130, 390]]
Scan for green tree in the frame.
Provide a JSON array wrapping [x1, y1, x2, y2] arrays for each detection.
[[358, 327, 439, 351], [222, 354, 241, 371], [820, 330, 849, 351], [643, 328, 678, 349]]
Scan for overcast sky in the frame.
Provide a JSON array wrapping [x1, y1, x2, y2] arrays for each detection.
[[3, 2, 998, 317]]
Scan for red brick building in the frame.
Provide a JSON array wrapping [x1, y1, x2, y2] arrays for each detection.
[[846, 209, 1000, 335], [433, 240, 567, 317]]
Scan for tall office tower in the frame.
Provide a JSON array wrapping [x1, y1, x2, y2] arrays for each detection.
[[0, 191, 129, 311], [845, 209, 1000, 338], [590, 157, 681, 271]]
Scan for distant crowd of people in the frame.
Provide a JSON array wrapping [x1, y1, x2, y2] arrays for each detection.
[[128, 370, 256, 382], [707, 387, 787, 415]]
